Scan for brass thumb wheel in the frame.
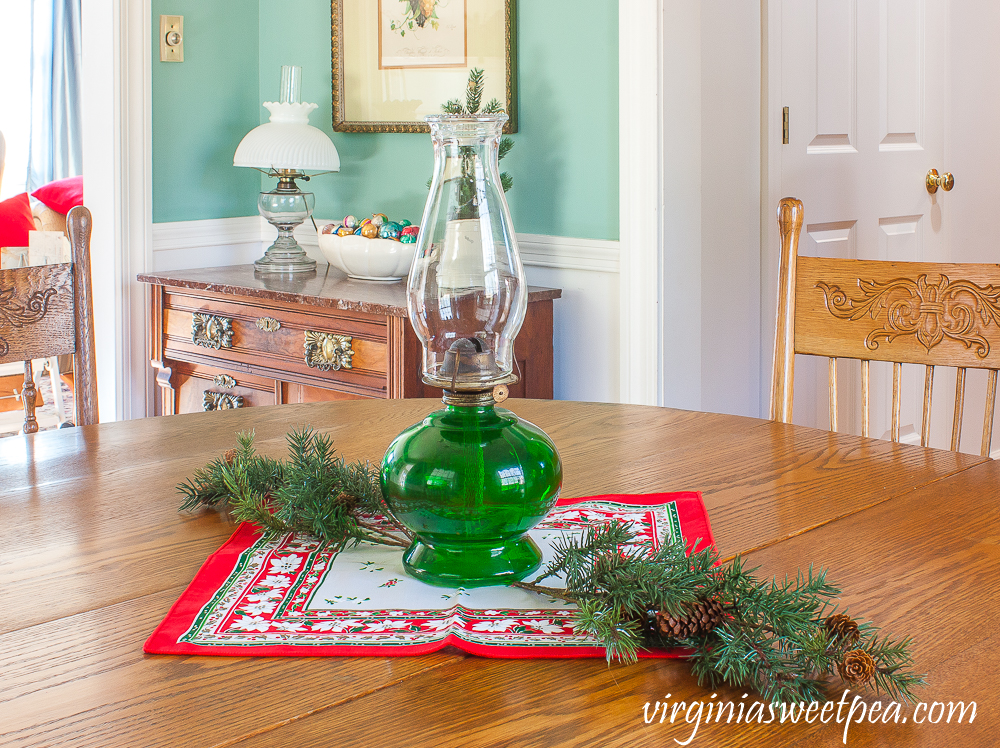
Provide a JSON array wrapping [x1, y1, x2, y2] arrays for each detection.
[[926, 169, 955, 194]]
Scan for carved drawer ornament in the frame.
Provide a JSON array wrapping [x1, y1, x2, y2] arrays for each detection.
[[213, 373, 237, 389], [816, 274, 1000, 357], [0, 286, 58, 356], [256, 317, 281, 332], [203, 391, 244, 411], [304, 331, 354, 371], [192, 313, 234, 350]]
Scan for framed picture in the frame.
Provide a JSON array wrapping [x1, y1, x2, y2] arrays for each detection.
[[332, 0, 517, 133]]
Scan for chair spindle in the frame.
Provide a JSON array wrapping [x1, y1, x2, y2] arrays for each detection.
[[861, 360, 870, 438], [21, 361, 39, 435], [828, 358, 838, 432], [921, 365, 935, 447], [951, 368, 966, 452], [982, 370, 998, 457], [891, 363, 902, 442]]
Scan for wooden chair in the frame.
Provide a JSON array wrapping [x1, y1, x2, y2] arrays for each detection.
[[0, 206, 97, 433], [771, 197, 1000, 456]]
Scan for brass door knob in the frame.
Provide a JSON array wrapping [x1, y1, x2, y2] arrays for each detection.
[[926, 169, 954, 194]]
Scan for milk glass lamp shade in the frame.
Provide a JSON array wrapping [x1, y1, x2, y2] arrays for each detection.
[[234, 65, 340, 273], [233, 102, 341, 172]]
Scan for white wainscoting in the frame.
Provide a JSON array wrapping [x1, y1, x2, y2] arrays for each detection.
[[151, 217, 266, 271], [151, 218, 621, 403]]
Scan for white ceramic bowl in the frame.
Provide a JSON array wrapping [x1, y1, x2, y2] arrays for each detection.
[[317, 232, 416, 281]]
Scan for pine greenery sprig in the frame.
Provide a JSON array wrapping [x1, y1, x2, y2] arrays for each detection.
[[482, 98, 505, 115], [465, 67, 485, 115], [515, 525, 924, 704], [434, 68, 514, 195], [177, 428, 413, 548], [178, 431, 283, 511]]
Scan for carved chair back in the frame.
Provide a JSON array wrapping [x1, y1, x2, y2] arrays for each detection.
[[771, 197, 1000, 456], [0, 206, 97, 433]]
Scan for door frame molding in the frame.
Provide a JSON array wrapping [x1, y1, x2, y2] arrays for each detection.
[[619, 0, 663, 406], [620, 0, 706, 409], [81, 0, 153, 422], [761, 0, 783, 418]]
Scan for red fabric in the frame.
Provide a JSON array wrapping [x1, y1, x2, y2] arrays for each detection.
[[31, 175, 83, 215], [145, 492, 715, 658], [0, 193, 35, 248]]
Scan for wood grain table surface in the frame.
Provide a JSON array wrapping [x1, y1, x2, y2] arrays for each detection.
[[0, 399, 995, 747]]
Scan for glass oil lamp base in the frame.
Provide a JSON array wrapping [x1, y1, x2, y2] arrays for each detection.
[[254, 235, 317, 274], [254, 255, 316, 273], [255, 186, 317, 274], [381, 390, 563, 588], [402, 535, 544, 588]]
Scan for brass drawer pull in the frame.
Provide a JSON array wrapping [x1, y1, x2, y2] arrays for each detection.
[[304, 331, 354, 371], [213, 374, 237, 389], [256, 317, 281, 332], [192, 313, 234, 349], [203, 391, 244, 411]]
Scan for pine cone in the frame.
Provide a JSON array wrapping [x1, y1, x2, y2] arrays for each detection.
[[653, 598, 726, 639], [335, 491, 359, 511], [824, 613, 860, 648], [222, 449, 238, 466], [839, 650, 876, 685]]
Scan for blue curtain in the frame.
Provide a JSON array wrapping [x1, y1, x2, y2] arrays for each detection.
[[28, 0, 83, 192]]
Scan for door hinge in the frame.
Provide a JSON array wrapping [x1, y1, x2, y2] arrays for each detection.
[[782, 107, 789, 144]]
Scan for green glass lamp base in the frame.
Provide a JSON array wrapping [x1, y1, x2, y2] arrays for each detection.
[[402, 535, 543, 588], [381, 396, 563, 589]]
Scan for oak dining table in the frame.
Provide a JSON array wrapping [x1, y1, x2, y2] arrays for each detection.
[[1, 398, 997, 747]]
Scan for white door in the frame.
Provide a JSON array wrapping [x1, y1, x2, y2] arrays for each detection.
[[767, 0, 957, 446]]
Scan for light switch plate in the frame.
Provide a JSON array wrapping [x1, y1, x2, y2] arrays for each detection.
[[160, 15, 184, 62]]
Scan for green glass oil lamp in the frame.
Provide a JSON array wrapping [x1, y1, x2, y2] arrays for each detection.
[[381, 114, 562, 588]]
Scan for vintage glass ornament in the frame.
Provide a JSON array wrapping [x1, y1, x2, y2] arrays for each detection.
[[381, 114, 562, 587]]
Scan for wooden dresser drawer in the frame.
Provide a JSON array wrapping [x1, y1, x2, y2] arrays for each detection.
[[168, 361, 277, 414], [161, 290, 389, 397]]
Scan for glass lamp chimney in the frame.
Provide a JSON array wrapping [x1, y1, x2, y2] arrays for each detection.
[[406, 114, 527, 392]]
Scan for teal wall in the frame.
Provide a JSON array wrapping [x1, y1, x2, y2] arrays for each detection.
[[153, 1, 619, 240], [151, 0, 261, 222], [506, 1, 618, 239]]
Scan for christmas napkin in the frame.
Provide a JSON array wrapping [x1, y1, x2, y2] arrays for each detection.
[[145, 492, 713, 657]]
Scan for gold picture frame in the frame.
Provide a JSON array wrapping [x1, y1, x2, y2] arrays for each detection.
[[332, 0, 518, 133]]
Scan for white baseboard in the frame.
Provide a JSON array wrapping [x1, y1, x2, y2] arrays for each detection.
[[150, 217, 620, 275]]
